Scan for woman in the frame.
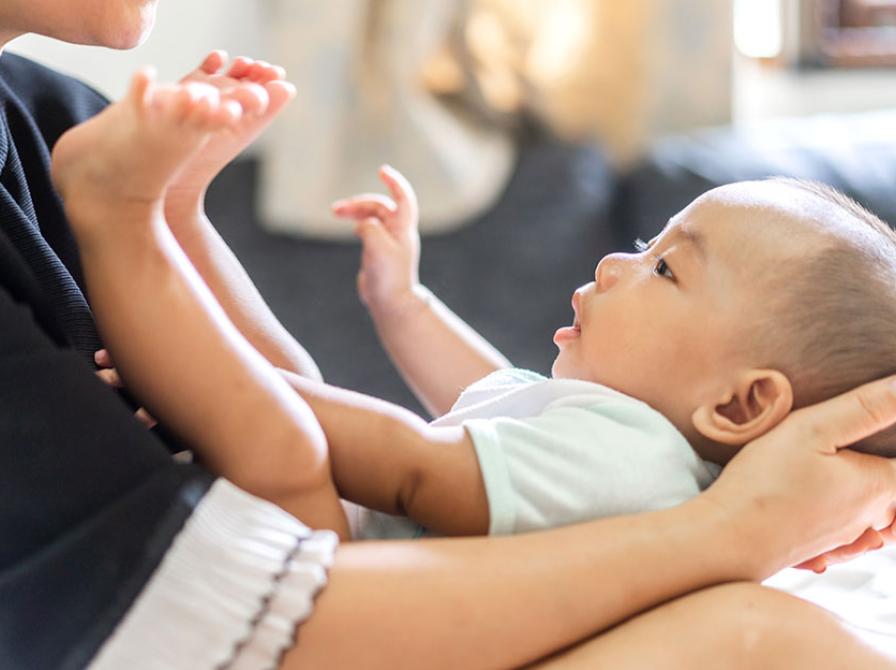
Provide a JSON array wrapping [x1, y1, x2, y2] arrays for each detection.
[[1, 2, 895, 668]]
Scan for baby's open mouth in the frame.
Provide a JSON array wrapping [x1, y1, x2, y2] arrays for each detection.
[[554, 291, 583, 345], [571, 292, 582, 329]]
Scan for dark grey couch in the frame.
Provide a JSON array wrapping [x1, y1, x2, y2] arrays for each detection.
[[616, 110, 896, 246]]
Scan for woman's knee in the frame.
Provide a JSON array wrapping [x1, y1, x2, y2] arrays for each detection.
[[534, 582, 887, 670], [682, 582, 886, 669]]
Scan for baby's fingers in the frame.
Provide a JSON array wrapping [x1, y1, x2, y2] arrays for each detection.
[[378, 165, 419, 227], [332, 195, 397, 222], [353, 217, 396, 257]]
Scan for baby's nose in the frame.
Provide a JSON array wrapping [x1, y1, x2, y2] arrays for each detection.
[[595, 254, 625, 291]]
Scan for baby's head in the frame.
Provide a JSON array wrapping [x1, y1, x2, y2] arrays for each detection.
[[552, 179, 896, 463]]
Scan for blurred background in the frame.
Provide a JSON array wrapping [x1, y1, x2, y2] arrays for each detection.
[[11, 0, 896, 414]]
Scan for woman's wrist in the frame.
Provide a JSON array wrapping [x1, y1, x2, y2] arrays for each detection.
[[684, 494, 778, 582]]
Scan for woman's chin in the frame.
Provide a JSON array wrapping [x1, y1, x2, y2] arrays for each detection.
[[97, 3, 157, 49], [108, 20, 155, 48]]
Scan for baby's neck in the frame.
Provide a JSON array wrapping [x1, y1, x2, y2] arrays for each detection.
[[683, 428, 740, 467]]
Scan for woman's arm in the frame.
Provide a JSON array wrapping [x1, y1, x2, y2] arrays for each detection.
[[282, 375, 896, 669]]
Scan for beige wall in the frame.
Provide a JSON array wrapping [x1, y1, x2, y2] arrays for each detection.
[[467, 0, 733, 162], [527, 0, 733, 162]]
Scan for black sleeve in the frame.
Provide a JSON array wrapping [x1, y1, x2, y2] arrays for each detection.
[[0, 283, 214, 669]]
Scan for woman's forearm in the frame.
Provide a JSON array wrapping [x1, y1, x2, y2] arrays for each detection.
[[285, 497, 749, 670], [370, 286, 512, 418], [166, 207, 322, 380], [288, 373, 896, 668]]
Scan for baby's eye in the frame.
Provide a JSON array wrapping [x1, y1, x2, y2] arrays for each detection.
[[654, 257, 674, 280], [634, 239, 674, 280]]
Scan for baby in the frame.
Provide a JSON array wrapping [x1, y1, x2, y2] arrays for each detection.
[[52, 69, 896, 547], [332, 165, 896, 538]]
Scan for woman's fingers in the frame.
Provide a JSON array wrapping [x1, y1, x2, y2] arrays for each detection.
[[793, 556, 828, 573], [791, 376, 896, 453], [94, 348, 113, 368], [794, 527, 887, 572], [93, 348, 156, 428], [95, 367, 122, 388], [135, 407, 158, 430]]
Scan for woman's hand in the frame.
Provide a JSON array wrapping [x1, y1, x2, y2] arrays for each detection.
[[705, 375, 896, 579], [794, 525, 896, 573], [331, 165, 421, 316], [94, 349, 157, 429]]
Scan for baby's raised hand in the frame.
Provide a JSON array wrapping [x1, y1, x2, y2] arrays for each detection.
[[331, 165, 421, 315], [166, 50, 296, 216]]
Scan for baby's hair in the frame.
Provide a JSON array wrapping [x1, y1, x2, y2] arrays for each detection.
[[761, 177, 896, 457]]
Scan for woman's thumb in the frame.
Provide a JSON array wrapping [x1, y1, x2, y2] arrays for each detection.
[[797, 376, 896, 452]]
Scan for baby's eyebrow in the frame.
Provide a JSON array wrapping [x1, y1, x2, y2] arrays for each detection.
[[678, 227, 706, 261]]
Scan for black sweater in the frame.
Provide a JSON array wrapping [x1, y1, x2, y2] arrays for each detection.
[[0, 53, 213, 670]]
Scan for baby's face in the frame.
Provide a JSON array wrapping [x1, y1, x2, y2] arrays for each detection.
[[552, 181, 824, 434]]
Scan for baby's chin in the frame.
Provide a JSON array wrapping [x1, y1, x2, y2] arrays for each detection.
[[550, 356, 599, 384]]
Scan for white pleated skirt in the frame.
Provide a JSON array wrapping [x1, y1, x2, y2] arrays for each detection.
[[89, 478, 339, 670]]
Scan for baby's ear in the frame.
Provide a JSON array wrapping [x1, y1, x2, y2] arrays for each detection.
[[691, 370, 793, 446]]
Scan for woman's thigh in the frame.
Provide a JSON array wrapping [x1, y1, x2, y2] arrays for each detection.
[[529, 582, 896, 670]]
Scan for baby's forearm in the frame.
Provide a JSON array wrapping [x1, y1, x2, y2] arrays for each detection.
[[73, 207, 346, 535], [370, 286, 511, 418], [279, 370, 490, 535]]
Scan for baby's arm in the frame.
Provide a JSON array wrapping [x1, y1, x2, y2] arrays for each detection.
[[333, 166, 511, 418], [279, 369, 491, 536]]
